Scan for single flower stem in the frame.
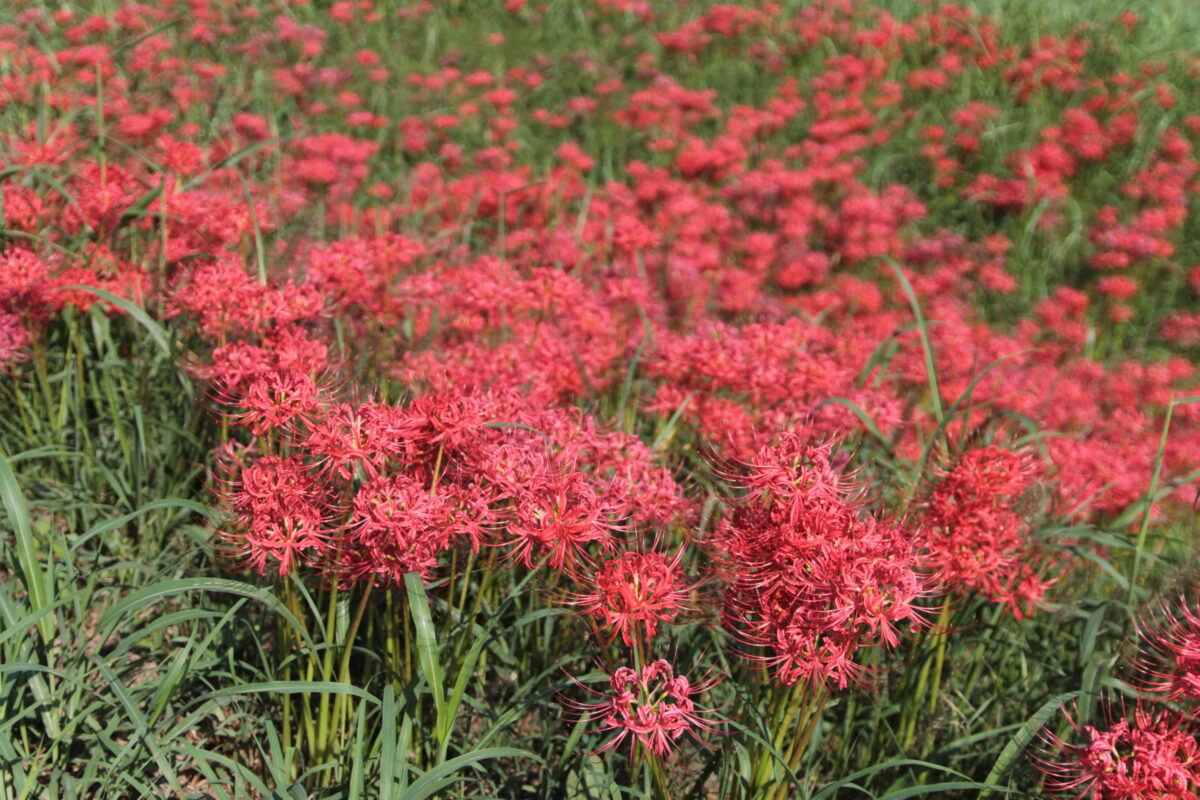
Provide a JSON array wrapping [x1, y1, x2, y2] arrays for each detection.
[[751, 682, 801, 797], [429, 441, 445, 496], [316, 579, 340, 778], [284, 579, 317, 762], [927, 605, 952, 718], [279, 601, 293, 769], [443, 547, 459, 641], [330, 585, 373, 762], [773, 686, 829, 800], [903, 641, 935, 749], [648, 750, 674, 800], [386, 589, 399, 683]]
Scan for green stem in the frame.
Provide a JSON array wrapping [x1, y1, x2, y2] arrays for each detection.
[[902, 622, 937, 750], [1129, 399, 1174, 606], [316, 580, 340, 776], [773, 687, 829, 800], [750, 683, 801, 797], [963, 603, 1005, 701], [331, 586, 373, 762], [443, 547, 458, 642], [927, 605, 952, 718], [285, 584, 316, 760], [648, 750, 674, 800]]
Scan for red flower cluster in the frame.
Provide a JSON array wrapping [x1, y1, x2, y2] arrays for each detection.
[[564, 549, 700, 647], [1039, 591, 1200, 797], [919, 445, 1055, 617], [717, 435, 932, 689], [1039, 705, 1200, 799], [571, 660, 721, 757], [215, 372, 689, 587], [1131, 596, 1200, 706]]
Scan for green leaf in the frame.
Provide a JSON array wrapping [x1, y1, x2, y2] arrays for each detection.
[[89, 656, 186, 798], [204, 681, 380, 705], [98, 578, 313, 651], [885, 259, 943, 422], [877, 782, 1010, 799], [54, 285, 172, 357], [380, 685, 400, 800], [814, 397, 894, 454], [616, 320, 653, 431], [404, 573, 446, 738], [401, 748, 534, 800], [179, 135, 293, 192], [814, 760, 974, 800], [981, 691, 1083, 795], [0, 450, 53, 643], [70, 498, 211, 553]]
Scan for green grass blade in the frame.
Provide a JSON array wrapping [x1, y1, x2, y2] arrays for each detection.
[[53, 285, 172, 358], [204, 681, 381, 704], [981, 691, 1084, 796], [69, 498, 211, 554], [814, 397, 895, 455], [886, 259, 943, 422], [877, 783, 1010, 799], [97, 577, 314, 650], [0, 450, 53, 643], [89, 656, 186, 798], [404, 573, 446, 743], [381, 684, 400, 800], [813, 760, 974, 800], [401, 747, 534, 800]]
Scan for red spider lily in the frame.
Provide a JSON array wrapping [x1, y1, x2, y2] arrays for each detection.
[[343, 474, 453, 583], [1036, 701, 1200, 799], [1129, 595, 1200, 706], [717, 434, 934, 690], [503, 470, 617, 572], [566, 659, 723, 758], [220, 455, 333, 577], [919, 445, 1055, 618], [562, 549, 702, 646], [302, 401, 422, 480], [217, 370, 328, 436], [0, 312, 30, 374]]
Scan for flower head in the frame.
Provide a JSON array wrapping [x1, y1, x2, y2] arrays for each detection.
[[220, 455, 332, 576], [568, 659, 723, 758], [919, 445, 1053, 618], [1129, 594, 1200, 706], [1037, 701, 1200, 798], [504, 471, 615, 571], [565, 549, 700, 646], [716, 434, 933, 689]]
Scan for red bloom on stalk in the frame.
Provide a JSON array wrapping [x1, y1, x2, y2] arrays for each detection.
[[568, 660, 723, 757], [504, 471, 615, 571], [566, 549, 699, 646], [1129, 596, 1200, 706], [302, 401, 419, 480], [717, 434, 933, 690], [0, 312, 30, 374], [1037, 702, 1200, 799], [219, 370, 327, 436], [222, 455, 331, 576], [344, 474, 452, 583], [919, 445, 1053, 618]]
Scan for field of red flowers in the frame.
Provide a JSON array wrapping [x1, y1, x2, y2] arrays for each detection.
[[3, 0, 1200, 797]]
